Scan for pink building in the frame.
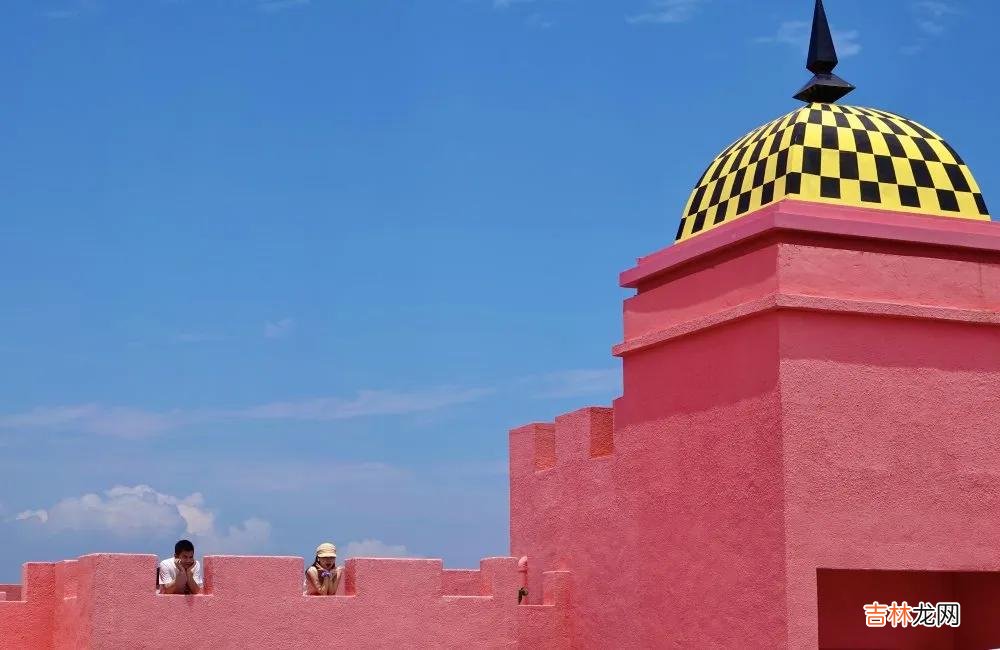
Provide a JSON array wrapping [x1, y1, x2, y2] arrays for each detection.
[[2, 4, 997, 648]]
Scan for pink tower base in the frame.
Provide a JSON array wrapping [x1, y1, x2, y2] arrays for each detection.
[[512, 200, 1000, 649]]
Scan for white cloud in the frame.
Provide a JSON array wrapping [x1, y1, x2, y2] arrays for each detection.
[[15, 509, 48, 523], [754, 20, 862, 58], [914, 1, 960, 18], [230, 387, 493, 421], [627, 0, 708, 25], [0, 404, 175, 439], [342, 539, 409, 558], [0, 385, 492, 438], [521, 368, 621, 399], [902, 1, 962, 52], [12, 485, 271, 554], [216, 460, 408, 493], [14, 485, 196, 536], [264, 318, 295, 339], [198, 518, 272, 555]]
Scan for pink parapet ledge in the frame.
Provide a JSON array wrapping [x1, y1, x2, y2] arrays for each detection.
[[621, 199, 1000, 289], [612, 293, 1000, 357]]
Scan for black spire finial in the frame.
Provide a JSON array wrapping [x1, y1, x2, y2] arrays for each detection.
[[806, 0, 838, 73], [793, 0, 855, 103]]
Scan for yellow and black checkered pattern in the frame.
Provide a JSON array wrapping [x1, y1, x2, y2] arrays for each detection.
[[676, 103, 991, 242]]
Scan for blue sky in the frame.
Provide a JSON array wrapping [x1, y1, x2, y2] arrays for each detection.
[[0, 0, 996, 581]]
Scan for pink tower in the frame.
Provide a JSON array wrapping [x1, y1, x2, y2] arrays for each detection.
[[510, 4, 998, 648]]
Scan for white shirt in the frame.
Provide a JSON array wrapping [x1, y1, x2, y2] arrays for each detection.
[[158, 558, 203, 591]]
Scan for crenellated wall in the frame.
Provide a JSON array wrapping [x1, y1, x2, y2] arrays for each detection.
[[0, 565, 56, 649], [509, 406, 618, 648], [0, 554, 570, 649]]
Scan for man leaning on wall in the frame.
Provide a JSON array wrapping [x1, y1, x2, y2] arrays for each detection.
[[158, 539, 203, 595]]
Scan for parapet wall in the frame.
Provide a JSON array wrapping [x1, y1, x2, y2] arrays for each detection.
[[509, 406, 617, 647], [0, 584, 21, 602], [0, 554, 570, 649]]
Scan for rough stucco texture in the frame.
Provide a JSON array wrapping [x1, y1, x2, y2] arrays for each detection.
[[0, 565, 55, 649], [511, 202, 1000, 648], [512, 317, 786, 648], [780, 311, 1000, 648], [0, 554, 569, 649]]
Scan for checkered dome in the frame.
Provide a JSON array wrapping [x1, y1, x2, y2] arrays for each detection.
[[676, 103, 991, 242]]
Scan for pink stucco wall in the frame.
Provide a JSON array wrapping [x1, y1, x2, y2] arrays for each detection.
[[510, 406, 619, 646], [6, 199, 1000, 648], [441, 569, 485, 596], [0, 565, 56, 649], [512, 320, 786, 648], [512, 200, 1000, 648], [0, 554, 569, 649]]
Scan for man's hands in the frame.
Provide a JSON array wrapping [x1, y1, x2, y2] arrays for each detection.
[[171, 559, 190, 588], [176, 558, 197, 581], [164, 557, 200, 594], [183, 559, 201, 593]]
